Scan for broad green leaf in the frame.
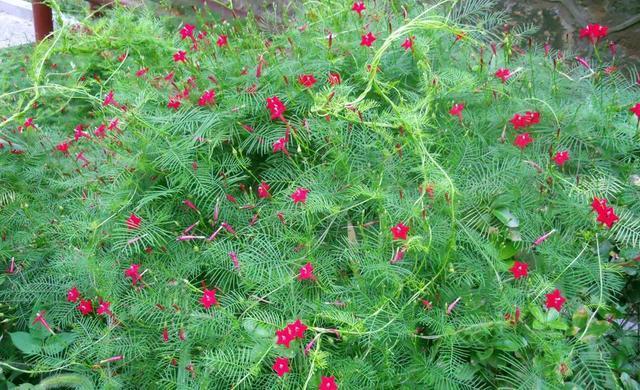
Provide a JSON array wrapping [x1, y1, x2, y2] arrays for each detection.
[[492, 208, 519, 228], [9, 332, 41, 355]]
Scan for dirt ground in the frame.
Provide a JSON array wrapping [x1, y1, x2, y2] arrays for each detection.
[[496, 0, 640, 66]]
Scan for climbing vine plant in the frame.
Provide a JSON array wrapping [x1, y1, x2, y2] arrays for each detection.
[[1, 0, 639, 388]]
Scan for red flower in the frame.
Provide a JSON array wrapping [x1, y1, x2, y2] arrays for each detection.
[[291, 188, 310, 204], [32, 311, 54, 335], [553, 150, 569, 166], [258, 182, 271, 198], [401, 36, 414, 51], [319, 376, 338, 390], [298, 262, 315, 281], [167, 98, 182, 110], [351, 1, 365, 16], [495, 68, 511, 83], [449, 103, 464, 120], [163, 327, 169, 342], [198, 90, 216, 106], [630, 103, 640, 118], [216, 35, 228, 47], [77, 299, 93, 316], [67, 286, 80, 302], [575, 56, 591, 70], [596, 206, 619, 229], [273, 357, 290, 377], [200, 288, 218, 309], [287, 319, 308, 338], [273, 138, 288, 154], [97, 300, 112, 316], [23, 118, 34, 128], [590, 197, 619, 228], [509, 111, 540, 130], [276, 328, 293, 348], [591, 197, 608, 214], [173, 51, 187, 63], [545, 288, 566, 311], [126, 213, 142, 229], [390, 222, 409, 240], [180, 24, 195, 40], [135, 67, 149, 77], [579, 23, 608, 44], [74, 124, 90, 141], [94, 124, 107, 139], [266, 96, 286, 121], [298, 74, 317, 88], [361, 32, 376, 47], [513, 133, 533, 149], [56, 142, 70, 154], [108, 118, 120, 131], [509, 261, 529, 279], [103, 90, 116, 106], [125, 264, 142, 285], [328, 72, 341, 86]]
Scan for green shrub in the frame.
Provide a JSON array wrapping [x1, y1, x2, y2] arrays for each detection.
[[1, 0, 639, 388]]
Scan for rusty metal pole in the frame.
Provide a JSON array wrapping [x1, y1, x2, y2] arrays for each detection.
[[32, 1, 54, 42]]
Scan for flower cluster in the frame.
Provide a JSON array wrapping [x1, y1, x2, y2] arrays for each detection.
[[275, 319, 308, 349], [509, 111, 540, 130], [67, 286, 112, 317], [591, 197, 619, 229]]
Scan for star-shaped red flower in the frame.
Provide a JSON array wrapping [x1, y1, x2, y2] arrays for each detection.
[[291, 188, 310, 204], [401, 36, 414, 51], [198, 90, 216, 106], [77, 299, 93, 316], [390, 222, 409, 240], [273, 138, 288, 154], [273, 357, 290, 377], [319, 376, 338, 390], [126, 213, 142, 229], [216, 34, 228, 47], [266, 96, 286, 121], [513, 133, 533, 149], [276, 328, 294, 348], [553, 150, 569, 166], [351, 1, 365, 16], [124, 264, 142, 285], [287, 319, 308, 338], [591, 197, 608, 214], [596, 206, 619, 229], [361, 32, 376, 47], [56, 142, 70, 154], [495, 68, 511, 83], [579, 23, 608, 44], [328, 72, 341, 86], [173, 50, 187, 63], [630, 103, 640, 118], [200, 288, 218, 309], [298, 262, 315, 281], [545, 288, 566, 311], [510, 261, 529, 279], [67, 286, 80, 302], [449, 103, 464, 120], [97, 300, 112, 316], [180, 24, 195, 40], [298, 74, 317, 88], [258, 182, 271, 198]]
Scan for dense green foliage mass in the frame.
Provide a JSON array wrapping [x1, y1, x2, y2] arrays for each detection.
[[1, 0, 639, 388]]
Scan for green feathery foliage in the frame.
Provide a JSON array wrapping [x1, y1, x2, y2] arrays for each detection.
[[1, 0, 639, 388]]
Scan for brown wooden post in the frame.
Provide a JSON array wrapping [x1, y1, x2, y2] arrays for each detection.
[[32, 1, 54, 42]]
